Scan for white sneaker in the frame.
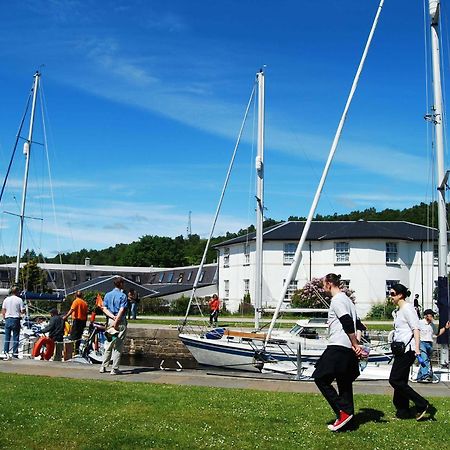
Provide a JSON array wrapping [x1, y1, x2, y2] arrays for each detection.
[[2, 353, 10, 361], [110, 369, 120, 375], [99, 366, 106, 373]]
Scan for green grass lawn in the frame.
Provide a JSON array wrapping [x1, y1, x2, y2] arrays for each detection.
[[0, 373, 448, 450]]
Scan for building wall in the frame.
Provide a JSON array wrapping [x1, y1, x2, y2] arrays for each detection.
[[218, 238, 443, 318]]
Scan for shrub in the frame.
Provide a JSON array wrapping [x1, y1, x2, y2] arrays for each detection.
[[366, 299, 396, 320], [139, 297, 170, 315], [291, 277, 355, 309]]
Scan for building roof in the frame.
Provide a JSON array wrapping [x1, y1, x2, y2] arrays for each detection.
[[214, 221, 441, 247], [66, 275, 158, 298]]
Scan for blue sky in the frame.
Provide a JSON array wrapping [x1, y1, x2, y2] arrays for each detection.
[[0, 0, 447, 257]]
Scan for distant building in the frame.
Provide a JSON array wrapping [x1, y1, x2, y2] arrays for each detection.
[[0, 258, 218, 301], [214, 221, 448, 317]]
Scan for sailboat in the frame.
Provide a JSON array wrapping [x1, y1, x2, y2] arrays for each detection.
[[178, 69, 391, 372], [0, 71, 64, 358]]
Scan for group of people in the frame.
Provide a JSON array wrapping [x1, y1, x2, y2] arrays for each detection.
[[314, 273, 450, 432]]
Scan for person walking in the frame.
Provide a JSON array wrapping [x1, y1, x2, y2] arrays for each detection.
[[2, 287, 25, 359], [388, 284, 435, 420], [127, 289, 138, 320], [313, 273, 362, 432], [208, 294, 220, 327], [40, 308, 65, 361], [99, 277, 128, 375], [63, 290, 88, 354], [417, 309, 450, 382]]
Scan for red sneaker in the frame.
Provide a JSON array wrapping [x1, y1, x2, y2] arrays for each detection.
[[327, 410, 353, 431]]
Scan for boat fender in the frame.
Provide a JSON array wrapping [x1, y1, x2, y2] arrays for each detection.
[[31, 336, 55, 360]]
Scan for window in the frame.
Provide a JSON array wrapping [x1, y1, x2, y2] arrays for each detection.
[[131, 274, 141, 284], [386, 242, 398, 263], [341, 279, 350, 288], [335, 242, 350, 263], [283, 243, 297, 264], [199, 270, 205, 282], [223, 247, 230, 267], [224, 280, 230, 300], [187, 271, 193, 282], [86, 273, 92, 281], [283, 279, 298, 301], [243, 243, 250, 265], [434, 244, 438, 265], [71, 272, 77, 282], [243, 279, 250, 295], [177, 273, 184, 283], [158, 272, 164, 283], [386, 280, 400, 297], [167, 272, 174, 283], [149, 273, 157, 283]]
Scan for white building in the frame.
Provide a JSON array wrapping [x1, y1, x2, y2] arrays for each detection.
[[215, 221, 447, 318]]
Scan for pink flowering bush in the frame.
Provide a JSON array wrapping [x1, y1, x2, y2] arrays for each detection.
[[291, 277, 355, 308]]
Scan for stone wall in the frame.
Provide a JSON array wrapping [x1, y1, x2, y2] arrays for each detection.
[[123, 328, 197, 368]]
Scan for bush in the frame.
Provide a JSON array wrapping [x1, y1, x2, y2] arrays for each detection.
[[366, 299, 396, 320], [139, 297, 170, 315], [291, 277, 355, 308], [238, 301, 254, 315]]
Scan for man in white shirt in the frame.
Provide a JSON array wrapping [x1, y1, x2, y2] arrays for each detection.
[[2, 287, 25, 359], [417, 309, 450, 382]]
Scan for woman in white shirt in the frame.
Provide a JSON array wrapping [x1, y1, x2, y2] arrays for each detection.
[[388, 284, 434, 420]]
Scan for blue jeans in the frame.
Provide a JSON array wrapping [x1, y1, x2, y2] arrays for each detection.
[[417, 341, 433, 380], [130, 303, 137, 320], [3, 317, 21, 356]]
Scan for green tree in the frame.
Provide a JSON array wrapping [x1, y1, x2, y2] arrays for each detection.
[[19, 260, 50, 293]]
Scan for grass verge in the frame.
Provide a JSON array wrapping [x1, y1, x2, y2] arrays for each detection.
[[0, 373, 448, 449]]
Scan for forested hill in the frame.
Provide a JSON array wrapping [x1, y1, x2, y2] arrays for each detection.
[[44, 202, 442, 268]]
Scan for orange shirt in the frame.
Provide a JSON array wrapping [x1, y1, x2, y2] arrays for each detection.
[[70, 297, 88, 321]]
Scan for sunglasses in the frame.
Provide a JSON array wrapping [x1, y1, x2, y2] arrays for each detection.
[[389, 291, 398, 297]]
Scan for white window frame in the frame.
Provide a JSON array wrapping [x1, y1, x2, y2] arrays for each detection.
[[243, 279, 250, 296], [386, 242, 398, 263], [433, 244, 438, 265], [335, 242, 350, 264], [223, 247, 230, 268], [224, 280, 229, 300], [283, 243, 297, 264], [283, 279, 298, 301], [243, 243, 250, 265]]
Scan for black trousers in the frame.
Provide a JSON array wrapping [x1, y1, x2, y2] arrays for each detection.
[[209, 310, 219, 325], [69, 319, 86, 352], [313, 347, 358, 417], [389, 350, 428, 414], [315, 372, 355, 417]]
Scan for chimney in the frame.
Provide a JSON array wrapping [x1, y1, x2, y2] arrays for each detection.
[[85, 257, 91, 267]]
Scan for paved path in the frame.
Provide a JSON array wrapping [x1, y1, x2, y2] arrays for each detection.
[[1, 359, 449, 397]]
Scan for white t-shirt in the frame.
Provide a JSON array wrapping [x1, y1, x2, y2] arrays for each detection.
[[418, 319, 437, 343], [327, 291, 357, 348], [393, 303, 419, 351], [2, 295, 25, 318]]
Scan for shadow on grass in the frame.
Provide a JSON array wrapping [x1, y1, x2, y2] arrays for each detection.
[[343, 408, 387, 432]]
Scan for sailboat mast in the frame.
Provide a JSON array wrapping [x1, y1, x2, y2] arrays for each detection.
[[14, 71, 40, 284], [428, 0, 449, 358], [254, 70, 265, 329]]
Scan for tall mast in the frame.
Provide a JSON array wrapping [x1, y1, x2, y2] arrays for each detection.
[[428, 0, 449, 358], [14, 71, 40, 284], [254, 70, 265, 329]]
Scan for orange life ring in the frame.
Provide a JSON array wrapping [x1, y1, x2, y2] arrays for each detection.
[[31, 336, 55, 360]]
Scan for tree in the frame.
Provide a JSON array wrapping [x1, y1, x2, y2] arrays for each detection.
[[291, 277, 355, 308], [19, 260, 50, 293]]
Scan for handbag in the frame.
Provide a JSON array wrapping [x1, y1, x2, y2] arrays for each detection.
[[390, 334, 413, 356]]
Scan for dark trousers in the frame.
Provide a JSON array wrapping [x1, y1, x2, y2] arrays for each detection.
[[389, 350, 428, 414], [209, 310, 219, 325], [69, 319, 86, 353], [315, 373, 355, 417]]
